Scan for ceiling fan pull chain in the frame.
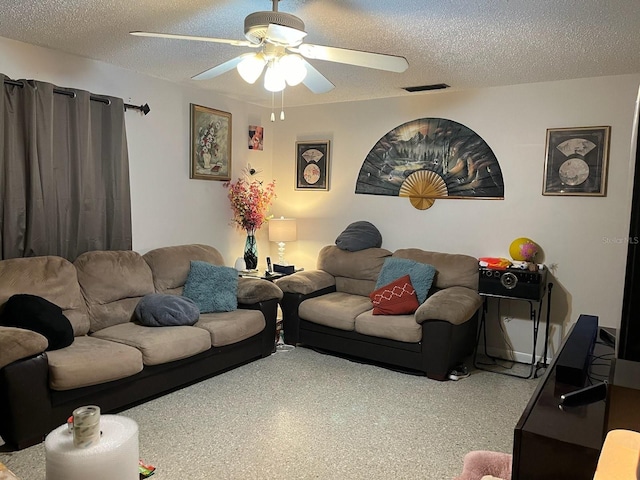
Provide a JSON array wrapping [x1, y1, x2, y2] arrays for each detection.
[[270, 91, 276, 122], [280, 90, 285, 120]]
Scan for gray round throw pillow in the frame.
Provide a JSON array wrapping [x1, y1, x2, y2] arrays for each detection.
[[335, 221, 383, 252], [135, 294, 200, 327]]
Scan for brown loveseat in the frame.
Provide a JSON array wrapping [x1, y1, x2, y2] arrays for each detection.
[[0, 244, 282, 450], [276, 246, 481, 380]]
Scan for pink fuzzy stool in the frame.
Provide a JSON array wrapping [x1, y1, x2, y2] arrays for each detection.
[[454, 450, 512, 480]]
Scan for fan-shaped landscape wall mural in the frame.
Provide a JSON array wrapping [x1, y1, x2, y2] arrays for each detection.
[[355, 118, 504, 209]]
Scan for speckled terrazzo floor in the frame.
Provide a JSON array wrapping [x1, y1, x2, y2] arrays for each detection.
[[0, 347, 539, 480]]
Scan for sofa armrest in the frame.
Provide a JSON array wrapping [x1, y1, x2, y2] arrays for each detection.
[[0, 352, 52, 449], [0, 326, 49, 369], [275, 270, 336, 295], [237, 277, 283, 304], [414, 286, 482, 325]]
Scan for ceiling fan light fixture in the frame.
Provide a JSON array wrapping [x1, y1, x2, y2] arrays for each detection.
[[280, 54, 307, 86], [237, 53, 266, 84], [264, 62, 286, 92]]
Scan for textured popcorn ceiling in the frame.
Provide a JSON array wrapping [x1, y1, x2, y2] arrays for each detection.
[[1, 0, 639, 107]]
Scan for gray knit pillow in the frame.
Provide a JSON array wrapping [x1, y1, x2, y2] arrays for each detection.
[[335, 221, 383, 252], [135, 294, 200, 327]]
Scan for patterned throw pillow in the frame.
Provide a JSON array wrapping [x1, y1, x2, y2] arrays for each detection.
[[369, 275, 419, 315], [375, 257, 436, 304]]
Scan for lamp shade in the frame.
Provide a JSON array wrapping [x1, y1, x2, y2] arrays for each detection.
[[280, 54, 307, 86], [264, 62, 286, 92], [237, 53, 266, 84], [269, 217, 297, 242]]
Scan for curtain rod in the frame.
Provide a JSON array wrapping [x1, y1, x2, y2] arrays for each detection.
[[3, 78, 150, 115]]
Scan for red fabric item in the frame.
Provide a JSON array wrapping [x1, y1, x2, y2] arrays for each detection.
[[369, 274, 419, 315]]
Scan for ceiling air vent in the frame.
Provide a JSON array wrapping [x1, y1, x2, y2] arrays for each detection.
[[403, 83, 450, 92]]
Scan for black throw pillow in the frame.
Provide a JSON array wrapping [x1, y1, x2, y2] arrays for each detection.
[[0, 294, 74, 351]]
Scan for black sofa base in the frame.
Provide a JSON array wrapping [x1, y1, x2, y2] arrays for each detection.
[[281, 292, 478, 381], [0, 300, 278, 450], [291, 318, 477, 380]]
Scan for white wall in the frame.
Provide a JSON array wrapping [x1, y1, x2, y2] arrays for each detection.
[[271, 75, 640, 360], [3, 34, 639, 360], [0, 35, 271, 263]]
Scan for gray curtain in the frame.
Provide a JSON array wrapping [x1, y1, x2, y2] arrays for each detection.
[[0, 74, 132, 260]]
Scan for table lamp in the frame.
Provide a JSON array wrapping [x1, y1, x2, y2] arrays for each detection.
[[269, 217, 297, 266]]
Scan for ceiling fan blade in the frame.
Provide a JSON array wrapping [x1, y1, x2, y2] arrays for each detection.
[[265, 23, 307, 45], [292, 43, 408, 73], [301, 60, 335, 94], [192, 55, 246, 81], [130, 31, 256, 48]]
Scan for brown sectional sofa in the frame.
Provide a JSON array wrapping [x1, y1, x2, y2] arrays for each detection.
[[0, 244, 282, 450], [276, 246, 482, 380]]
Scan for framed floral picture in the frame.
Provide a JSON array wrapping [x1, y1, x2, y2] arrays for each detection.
[[295, 140, 330, 191], [190, 104, 232, 181], [543, 126, 611, 196]]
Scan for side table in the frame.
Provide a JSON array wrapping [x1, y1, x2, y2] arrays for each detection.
[[239, 269, 297, 352], [473, 266, 553, 379]]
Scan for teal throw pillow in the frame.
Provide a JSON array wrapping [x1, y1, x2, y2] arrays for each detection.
[[182, 261, 238, 313], [375, 257, 436, 304]]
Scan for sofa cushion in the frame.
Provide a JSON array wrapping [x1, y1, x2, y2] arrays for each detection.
[[196, 309, 265, 347], [0, 326, 48, 369], [143, 244, 226, 294], [376, 257, 436, 304], [335, 221, 382, 252], [74, 250, 155, 332], [46, 335, 143, 390], [355, 310, 422, 343], [92, 322, 211, 366], [299, 292, 372, 331], [393, 249, 479, 291], [317, 245, 391, 281], [135, 294, 200, 327], [183, 261, 238, 313], [0, 255, 90, 336], [0, 294, 74, 351], [369, 275, 419, 315]]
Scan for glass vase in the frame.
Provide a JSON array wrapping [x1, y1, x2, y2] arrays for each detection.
[[244, 230, 258, 270]]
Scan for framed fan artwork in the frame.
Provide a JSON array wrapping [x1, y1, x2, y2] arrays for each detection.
[[542, 126, 611, 196], [296, 140, 330, 191], [355, 118, 504, 209]]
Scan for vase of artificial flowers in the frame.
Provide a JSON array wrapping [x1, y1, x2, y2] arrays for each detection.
[[225, 176, 276, 270], [243, 229, 258, 270]]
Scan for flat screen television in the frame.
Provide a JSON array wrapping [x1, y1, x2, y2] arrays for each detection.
[[619, 84, 640, 362]]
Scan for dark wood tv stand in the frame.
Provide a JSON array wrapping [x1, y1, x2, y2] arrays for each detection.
[[512, 325, 614, 480]]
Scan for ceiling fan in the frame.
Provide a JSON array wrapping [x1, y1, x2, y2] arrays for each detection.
[[130, 0, 409, 95]]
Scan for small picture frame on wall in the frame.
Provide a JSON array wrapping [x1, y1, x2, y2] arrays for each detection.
[[248, 125, 264, 151], [190, 103, 231, 181], [543, 126, 611, 196], [295, 140, 330, 191]]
